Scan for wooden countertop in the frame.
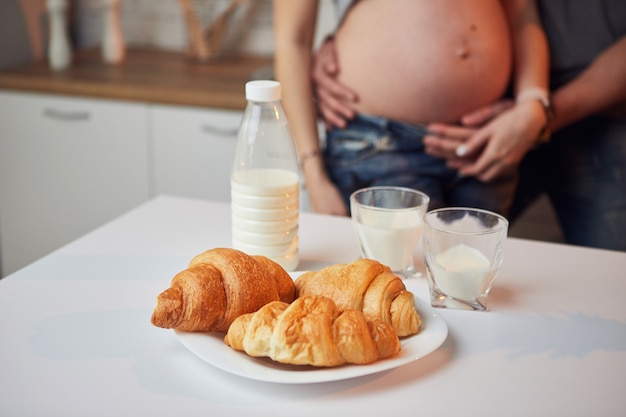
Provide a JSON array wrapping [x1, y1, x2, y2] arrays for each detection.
[[0, 49, 274, 110]]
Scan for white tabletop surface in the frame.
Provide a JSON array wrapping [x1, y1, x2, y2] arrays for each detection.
[[1, 195, 625, 417]]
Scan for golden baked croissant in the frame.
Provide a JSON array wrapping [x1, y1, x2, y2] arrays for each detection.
[[295, 259, 421, 336], [224, 295, 401, 367], [151, 248, 295, 332]]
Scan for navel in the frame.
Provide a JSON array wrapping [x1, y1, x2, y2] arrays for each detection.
[[456, 47, 470, 59], [456, 40, 470, 60], [456, 24, 476, 60]]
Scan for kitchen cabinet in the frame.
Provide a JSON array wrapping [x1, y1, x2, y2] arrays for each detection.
[[151, 104, 242, 201], [0, 91, 245, 277], [0, 50, 275, 277], [0, 91, 150, 276]]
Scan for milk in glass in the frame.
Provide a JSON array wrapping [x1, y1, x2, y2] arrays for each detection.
[[355, 222, 423, 273], [429, 244, 494, 301]]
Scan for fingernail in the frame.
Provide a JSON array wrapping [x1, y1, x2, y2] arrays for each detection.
[[456, 144, 468, 157]]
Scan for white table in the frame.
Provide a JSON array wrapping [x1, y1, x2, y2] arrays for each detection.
[[1, 195, 625, 417]]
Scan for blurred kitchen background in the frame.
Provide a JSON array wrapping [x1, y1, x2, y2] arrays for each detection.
[[0, 0, 562, 278], [1, 0, 336, 69]]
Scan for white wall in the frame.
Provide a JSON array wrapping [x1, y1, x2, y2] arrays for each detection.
[[73, 0, 338, 56], [1, 0, 338, 68]]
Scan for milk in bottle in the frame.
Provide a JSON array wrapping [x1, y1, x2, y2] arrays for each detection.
[[231, 80, 300, 271]]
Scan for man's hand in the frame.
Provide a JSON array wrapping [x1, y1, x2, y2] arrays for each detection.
[[459, 99, 515, 127], [424, 100, 541, 181], [424, 99, 514, 160], [449, 101, 543, 181], [311, 36, 359, 129], [424, 98, 543, 182]]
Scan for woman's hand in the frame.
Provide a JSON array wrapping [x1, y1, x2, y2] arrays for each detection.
[[311, 36, 358, 129], [451, 100, 546, 181], [306, 175, 349, 216], [424, 99, 514, 160], [424, 99, 546, 182], [424, 123, 478, 160]]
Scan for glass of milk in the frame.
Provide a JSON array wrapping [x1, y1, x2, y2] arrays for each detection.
[[423, 207, 508, 311], [350, 186, 430, 278]]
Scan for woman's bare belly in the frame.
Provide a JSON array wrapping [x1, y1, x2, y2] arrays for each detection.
[[335, 0, 512, 125]]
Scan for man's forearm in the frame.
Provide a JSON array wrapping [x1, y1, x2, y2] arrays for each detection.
[[551, 35, 626, 131]]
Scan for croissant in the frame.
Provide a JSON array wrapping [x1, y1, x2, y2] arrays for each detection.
[[295, 259, 421, 336], [151, 248, 295, 332], [224, 295, 401, 367]]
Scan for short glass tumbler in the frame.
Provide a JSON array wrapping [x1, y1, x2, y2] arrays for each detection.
[[350, 186, 430, 278], [424, 207, 508, 311]]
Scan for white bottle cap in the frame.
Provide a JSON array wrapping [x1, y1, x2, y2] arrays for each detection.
[[245, 80, 281, 101]]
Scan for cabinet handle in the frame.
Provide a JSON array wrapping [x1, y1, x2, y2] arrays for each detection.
[[43, 108, 91, 121], [200, 124, 238, 138]]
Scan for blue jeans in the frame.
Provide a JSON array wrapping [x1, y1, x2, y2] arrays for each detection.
[[324, 113, 517, 216], [511, 114, 626, 251]]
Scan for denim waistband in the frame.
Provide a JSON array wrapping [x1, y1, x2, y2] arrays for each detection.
[[348, 113, 430, 138]]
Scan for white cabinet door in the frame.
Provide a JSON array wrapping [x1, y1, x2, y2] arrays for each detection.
[[0, 91, 150, 276], [151, 104, 242, 201]]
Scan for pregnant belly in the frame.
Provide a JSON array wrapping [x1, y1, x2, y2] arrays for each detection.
[[335, 0, 513, 125]]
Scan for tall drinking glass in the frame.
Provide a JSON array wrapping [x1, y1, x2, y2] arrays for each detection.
[[350, 186, 430, 278]]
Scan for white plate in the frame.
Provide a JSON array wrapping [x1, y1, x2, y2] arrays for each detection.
[[175, 296, 448, 384]]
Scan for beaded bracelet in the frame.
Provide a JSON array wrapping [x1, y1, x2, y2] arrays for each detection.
[[299, 149, 322, 169]]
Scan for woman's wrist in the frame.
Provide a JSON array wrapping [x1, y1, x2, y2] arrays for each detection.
[[300, 151, 330, 183], [299, 149, 322, 170], [516, 87, 554, 144]]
